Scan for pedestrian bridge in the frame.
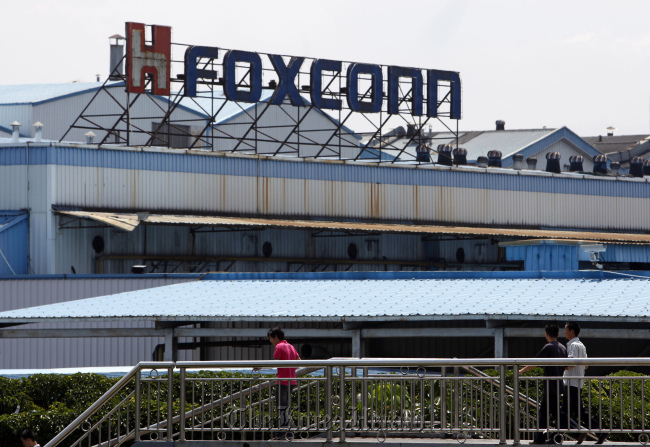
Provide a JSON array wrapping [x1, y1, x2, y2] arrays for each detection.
[[44, 358, 649, 447]]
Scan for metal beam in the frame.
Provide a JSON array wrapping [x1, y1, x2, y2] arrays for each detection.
[[503, 328, 650, 339], [494, 327, 505, 358], [174, 327, 351, 338], [1, 326, 648, 340], [361, 328, 496, 338], [0, 328, 160, 338]]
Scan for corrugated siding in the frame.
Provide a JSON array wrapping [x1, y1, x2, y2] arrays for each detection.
[[0, 215, 28, 275], [0, 105, 32, 137], [0, 277, 197, 368], [54, 220, 425, 274]]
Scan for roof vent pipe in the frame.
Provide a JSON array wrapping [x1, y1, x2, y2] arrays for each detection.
[[644, 160, 650, 177], [610, 161, 620, 175], [593, 154, 608, 174], [630, 157, 644, 177], [437, 144, 453, 166], [415, 144, 431, 163], [495, 120, 505, 131], [487, 150, 502, 167], [545, 152, 561, 174], [85, 131, 96, 144], [569, 155, 584, 172], [109, 34, 125, 80], [477, 155, 488, 168], [453, 147, 467, 165], [33, 122, 43, 143], [512, 153, 524, 170], [526, 156, 537, 170], [11, 121, 20, 143]]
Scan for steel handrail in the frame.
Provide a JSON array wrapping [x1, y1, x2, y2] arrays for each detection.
[[44, 358, 650, 447], [44, 361, 174, 447]]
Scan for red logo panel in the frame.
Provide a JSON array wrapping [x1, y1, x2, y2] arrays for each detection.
[[126, 22, 171, 96]]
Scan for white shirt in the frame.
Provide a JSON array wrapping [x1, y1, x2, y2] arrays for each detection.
[[563, 337, 587, 388]]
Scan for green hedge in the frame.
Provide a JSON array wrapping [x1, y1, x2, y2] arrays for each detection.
[[0, 374, 118, 447]]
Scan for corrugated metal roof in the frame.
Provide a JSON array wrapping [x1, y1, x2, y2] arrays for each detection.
[[57, 211, 650, 243], [0, 275, 648, 323], [0, 82, 124, 105]]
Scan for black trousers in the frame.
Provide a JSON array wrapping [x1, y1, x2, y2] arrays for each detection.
[[562, 385, 600, 432], [535, 381, 573, 443]]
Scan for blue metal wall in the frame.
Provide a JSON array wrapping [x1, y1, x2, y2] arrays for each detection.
[[0, 211, 28, 275]]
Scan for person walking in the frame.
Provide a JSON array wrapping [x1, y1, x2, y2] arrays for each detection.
[[519, 323, 569, 444], [562, 322, 608, 445], [267, 327, 300, 440]]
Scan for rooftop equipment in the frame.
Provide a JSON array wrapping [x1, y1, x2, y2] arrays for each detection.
[[593, 154, 608, 174], [644, 160, 650, 177], [85, 131, 96, 144], [610, 162, 620, 175], [415, 144, 431, 163], [545, 152, 561, 173], [569, 155, 584, 172], [512, 153, 524, 170], [526, 156, 537, 170], [453, 147, 467, 165], [437, 144, 453, 166], [11, 121, 20, 143], [630, 157, 644, 177], [487, 150, 502, 167], [33, 122, 43, 143], [109, 34, 125, 80], [495, 120, 505, 131], [477, 156, 488, 168]]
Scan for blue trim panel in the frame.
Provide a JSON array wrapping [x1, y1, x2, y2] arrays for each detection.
[[0, 271, 647, 281], [199, 271, 650, 281], [0, 273, 202, 280], [0, 145, 647, 198]]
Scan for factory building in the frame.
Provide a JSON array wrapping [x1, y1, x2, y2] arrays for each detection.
[[1, 23, 650, 370], [365, 121, 604, 171]]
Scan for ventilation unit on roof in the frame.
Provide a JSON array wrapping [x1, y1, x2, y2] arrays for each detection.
[[453, 147, 467, 165], [593, 155, 608, 174], [109, 34, 125, 80], [487, 150, 502, 167], [569, 155, 583, 172], [630, 157, 644, 177], [437, 144, 453, 166], [545, 152, 561, 173]]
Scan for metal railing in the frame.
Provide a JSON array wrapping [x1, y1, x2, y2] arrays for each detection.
[[44, 358, 650, 447]]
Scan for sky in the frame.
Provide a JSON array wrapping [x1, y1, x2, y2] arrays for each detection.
[[2, 0, 650, 137]]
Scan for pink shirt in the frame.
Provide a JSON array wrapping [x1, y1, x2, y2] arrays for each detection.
[[274, 340, 299, 385]]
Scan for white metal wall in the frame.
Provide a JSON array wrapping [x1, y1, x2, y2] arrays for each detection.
[[530, 139, 595, 172], [32, 87, 206, 145], [0, 277, 197, 369], [212, 102, 360, 157], [0, 104, 32, 137], [47, 166, 650, 232]]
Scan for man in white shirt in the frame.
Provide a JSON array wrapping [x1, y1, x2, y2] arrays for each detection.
[[563, 322, 607, 445]]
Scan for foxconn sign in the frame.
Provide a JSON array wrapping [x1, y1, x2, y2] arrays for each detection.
[[126, 22, 461, 119]]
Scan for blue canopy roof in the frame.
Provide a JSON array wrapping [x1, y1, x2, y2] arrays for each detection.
[[0, 271, 648, 325]]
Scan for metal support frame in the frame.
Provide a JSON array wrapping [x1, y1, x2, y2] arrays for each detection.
[[63, 36, 460, 164]]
